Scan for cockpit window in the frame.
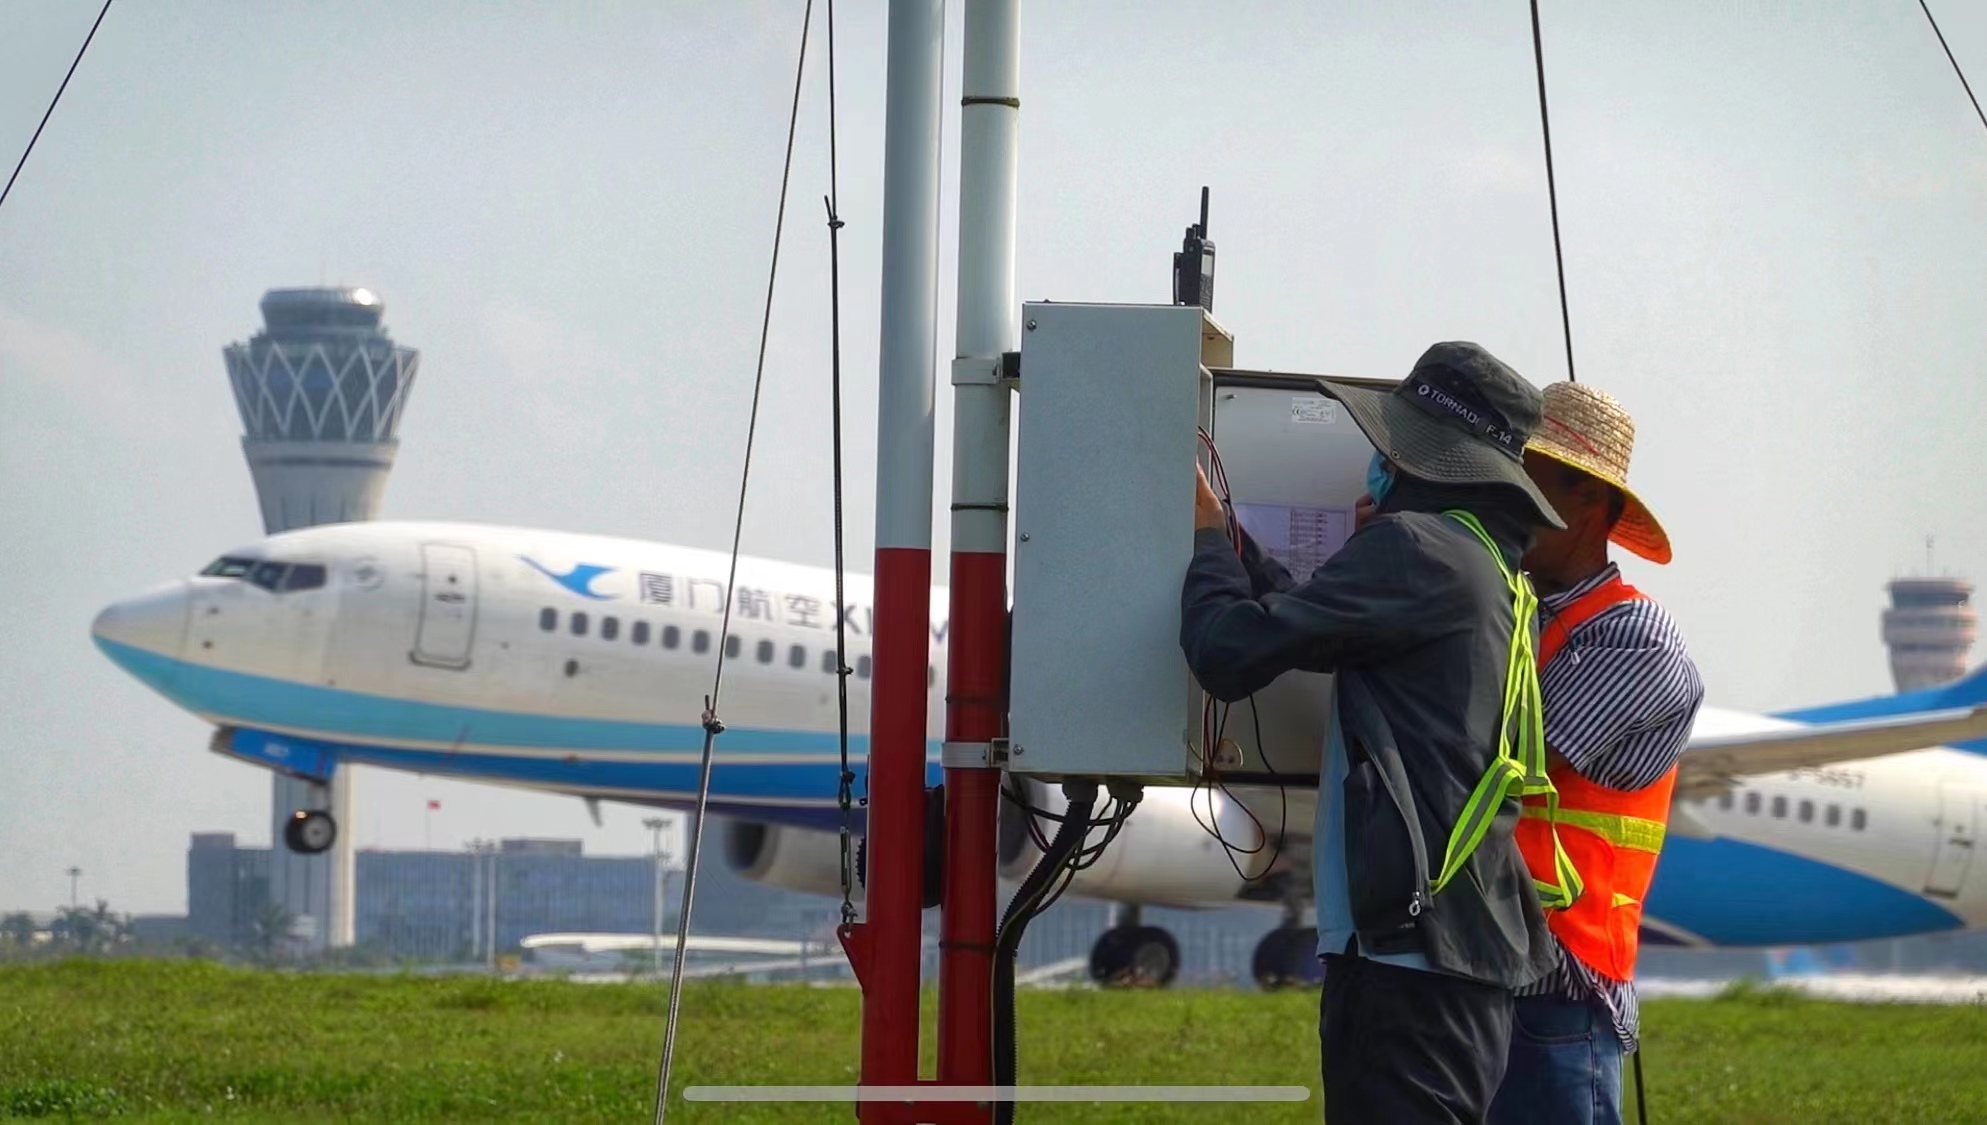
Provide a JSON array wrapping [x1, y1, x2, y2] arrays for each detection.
[[201, 556, 257, 578], [249, 562, 290, 592], [202, 555, 327, 593], [284, 564, 327, 592]]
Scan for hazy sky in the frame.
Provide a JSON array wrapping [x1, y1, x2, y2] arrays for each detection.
[[3, 1, 1983, 915]]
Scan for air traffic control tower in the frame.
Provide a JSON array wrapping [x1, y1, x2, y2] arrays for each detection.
[[223, 287, 421, 951], [1882, 573, 1977, 693]]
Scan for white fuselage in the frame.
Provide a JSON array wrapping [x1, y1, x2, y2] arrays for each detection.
[[92, 519, 1987, 947]]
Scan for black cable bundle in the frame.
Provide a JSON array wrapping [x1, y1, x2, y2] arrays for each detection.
[[992, 779, 1099, 1125]]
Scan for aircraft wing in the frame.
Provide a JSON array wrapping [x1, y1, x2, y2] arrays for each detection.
[[1674, 705, 1987, 802], [520, 932, 831, 957]]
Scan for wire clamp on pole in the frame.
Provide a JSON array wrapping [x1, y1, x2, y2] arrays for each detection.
[[942, 740, 1005, 769]]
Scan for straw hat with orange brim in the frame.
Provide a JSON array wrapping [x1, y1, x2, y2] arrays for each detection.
[[1525, 382, 1673, 565]]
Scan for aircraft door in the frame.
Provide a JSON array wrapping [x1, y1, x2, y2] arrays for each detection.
[[1923, 784, 1980, 898], [412, 543, 477, 670]]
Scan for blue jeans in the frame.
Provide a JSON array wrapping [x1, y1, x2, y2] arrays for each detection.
[[1487, 993, 1624, 1125]]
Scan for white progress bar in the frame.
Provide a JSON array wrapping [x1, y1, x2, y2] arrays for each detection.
[[683, 1085, 1312, 1103]]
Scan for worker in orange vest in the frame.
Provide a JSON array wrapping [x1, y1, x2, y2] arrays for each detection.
[[1488, 382, 1705, 1125]]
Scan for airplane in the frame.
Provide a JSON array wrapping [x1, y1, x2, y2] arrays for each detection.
[[518, 931, 845, 979], [91, 518, 1987, 987]]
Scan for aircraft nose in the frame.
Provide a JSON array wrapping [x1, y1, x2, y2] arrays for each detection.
[[91, 581, 191, 662]]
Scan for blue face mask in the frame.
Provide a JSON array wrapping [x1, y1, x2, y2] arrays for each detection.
[[1366, 452, 1395, 506]]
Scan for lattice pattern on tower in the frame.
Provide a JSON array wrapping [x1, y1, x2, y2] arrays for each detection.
[[224, 287, 419, 445]]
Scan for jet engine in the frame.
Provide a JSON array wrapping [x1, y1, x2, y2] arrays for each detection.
[[997, 779, 1274, 908], [723, 821, 859, 900]]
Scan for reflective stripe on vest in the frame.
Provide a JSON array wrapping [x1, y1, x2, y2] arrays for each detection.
[[1515, 573, 1679, 981], [1519, 806, 1666, 854], [1429, 512, 1583, 912]]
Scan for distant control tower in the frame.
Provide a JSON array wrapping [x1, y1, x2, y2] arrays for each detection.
[[1882, 562, 1977, 693], [223, 287, 420, 951]]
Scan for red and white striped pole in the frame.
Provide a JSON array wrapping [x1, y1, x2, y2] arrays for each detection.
[[845, 0, 944, 1118], [937, 0, 1018, 1109]]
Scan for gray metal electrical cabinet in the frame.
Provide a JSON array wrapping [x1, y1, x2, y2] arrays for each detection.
[[1008, 305, 1390, 784], [1008, 303, 1223, 780]]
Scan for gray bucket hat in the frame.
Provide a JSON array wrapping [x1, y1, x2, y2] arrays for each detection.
[[1316, 342, 1565, 530]]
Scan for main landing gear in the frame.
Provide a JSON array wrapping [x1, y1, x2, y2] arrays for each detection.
[[282, 780, 338, 855], [1252, 904, 1322, 990], [1088, 905, 1181, 988]]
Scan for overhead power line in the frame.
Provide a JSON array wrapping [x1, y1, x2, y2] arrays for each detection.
[[648, 2, 814, 1120], [1919, 0, 1987, 138], [1, 0, 115, 215], [1528, 0, 1577, 384]]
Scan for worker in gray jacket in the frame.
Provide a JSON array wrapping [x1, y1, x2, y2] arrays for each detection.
[[1182, 341, 1570, 1123]]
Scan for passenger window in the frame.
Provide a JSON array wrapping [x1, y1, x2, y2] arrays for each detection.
[[664, 625, 681, 650], [1826, 804, 1841, 828], [539, 608, 557, 632], [571, 612, 589, 637], [857, 655, 873, 680], [1798, 800, 1814, 824], [726, 635, 742, 659], [789, 645, 807, 670], [753, 640, 773, 664], [284, 564, 327, 591], [1717, 791, 1734, 811], [631, 622, 650, 646], [693, 630, 710, 654], [821, 649, 838, 674], [1851, 808, 1868, 831], [1744, 792, 1761, 815], [1770, 796, 1787, 819], [601, 617, 620, 642], [249, 561, 289, 591], [929, 664, 937, 687]]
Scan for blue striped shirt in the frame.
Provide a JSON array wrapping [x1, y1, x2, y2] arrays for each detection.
[[1515, 564, 1704, 1050]]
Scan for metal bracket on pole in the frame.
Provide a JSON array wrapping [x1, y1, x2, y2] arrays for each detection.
[[942, 740, 1009, 769], [951, 356, 999, 386], [948, 354, 1020, 389]]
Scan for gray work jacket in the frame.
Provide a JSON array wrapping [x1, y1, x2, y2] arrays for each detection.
[[1180, 483, 1559, 989]]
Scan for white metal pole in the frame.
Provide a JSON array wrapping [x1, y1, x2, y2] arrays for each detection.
[[954, 0, 1019, 397], [856, 0, 946, 1102], [647, 818, 666, 977], [875, 0, 943, 552], [468, 849, 481, 963], [938, 0, 1019, 1091], [486, 845, 498, 972]]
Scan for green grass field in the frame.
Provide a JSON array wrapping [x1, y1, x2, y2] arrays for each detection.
[[4, 961, 1987, 1122]]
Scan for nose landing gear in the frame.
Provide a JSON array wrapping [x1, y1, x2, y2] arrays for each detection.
[[283, 809, 337, 854], [283, 782, 339, 855]]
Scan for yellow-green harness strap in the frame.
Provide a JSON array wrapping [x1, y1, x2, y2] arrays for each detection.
[[1429, 510, 1584, 911]]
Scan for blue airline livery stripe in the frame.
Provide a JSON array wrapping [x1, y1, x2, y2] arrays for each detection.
[[225, 729, 865, 833], [96, 638, 935, 760], [1646, 834, 1963, 946]]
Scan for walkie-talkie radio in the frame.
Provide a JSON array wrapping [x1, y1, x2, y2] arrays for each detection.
[[1171, 186, 1215, 313]]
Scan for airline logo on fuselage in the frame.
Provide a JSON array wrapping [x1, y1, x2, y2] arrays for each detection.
[[521, 557, 619, 601]]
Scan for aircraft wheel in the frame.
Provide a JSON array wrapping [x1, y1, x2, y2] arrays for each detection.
[[1251, 926, 1323, 990], [283, 809, 337, 855], [1088, 925, 1180, 989]]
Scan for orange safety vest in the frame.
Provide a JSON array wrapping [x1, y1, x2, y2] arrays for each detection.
[[1514, 575, 1678, 982]]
